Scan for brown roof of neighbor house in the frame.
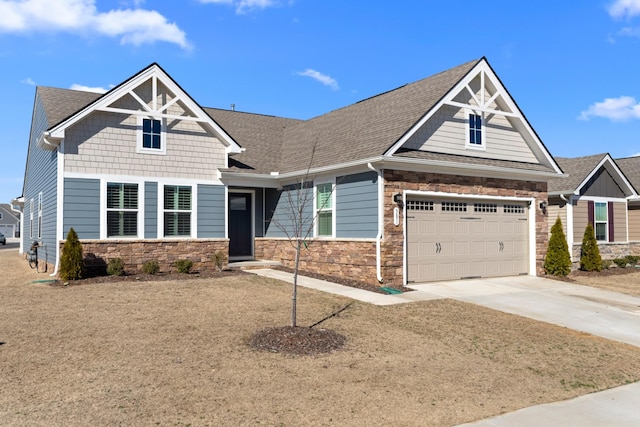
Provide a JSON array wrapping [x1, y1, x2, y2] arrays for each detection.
[[548, 154, 609, 193], [37, 86, 101, 129], [615, 156, 640, 193]]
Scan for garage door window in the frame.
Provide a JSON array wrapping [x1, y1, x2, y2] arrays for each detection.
[[407, 201, 434, 211], [504, 204, 525, 214], [442, 202, 467, 212], [474, 203, 497, 213]]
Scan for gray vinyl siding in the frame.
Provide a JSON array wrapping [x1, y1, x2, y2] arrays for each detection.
[[63, 178, 100, 239], [22, 93, 58, 263], [336, 172, 378, 238], [197, 184, 225, 238], [145, 182, 158, 238], [581, 168, 626, 198], [264, 185, 313, 238]]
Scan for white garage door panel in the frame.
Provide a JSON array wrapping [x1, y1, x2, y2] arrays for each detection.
[[407, 198, 529, 283]]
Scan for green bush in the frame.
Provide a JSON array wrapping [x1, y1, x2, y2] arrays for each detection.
[[211, 251, 226, 272], [544, 217, 572, 276], [602, 259, 613, 269], [142, 260, 160, 275], [106, 258, 125, 276], [174, 259, 193, 274], [580, 224, 602, 272], [613, 258, 628, 268], [59, 228, 84, 281], [624, 255, 639, 266]]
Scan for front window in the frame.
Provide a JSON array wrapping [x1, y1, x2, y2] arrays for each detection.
[[107, 183, 138, 237], [316, 182, 333, 237], [164, 185, 192, 237], [38, 193, 42, 239], [467, 113, 484, 147], [595, 202, 607, 241], [30, 199, 34, 239]]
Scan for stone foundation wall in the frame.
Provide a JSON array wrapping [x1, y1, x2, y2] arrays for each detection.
[[254, 238, 378, 284], [571, 242, 640, 266], [60, 239, 229, 276], [383, 170, 548, 287]]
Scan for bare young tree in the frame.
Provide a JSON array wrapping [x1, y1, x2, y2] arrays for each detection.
[[268, 148, 337, 327]]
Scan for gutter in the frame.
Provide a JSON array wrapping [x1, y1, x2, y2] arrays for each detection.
[[10, 197, 24, 254], [367, 162, 384, 283]]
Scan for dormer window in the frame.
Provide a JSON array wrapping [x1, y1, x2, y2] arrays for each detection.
[[137, 117, 166, 155], [466, 112, 484, 149]]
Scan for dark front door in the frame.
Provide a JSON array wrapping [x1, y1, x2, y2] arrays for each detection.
[[228, 193, 253, 258]]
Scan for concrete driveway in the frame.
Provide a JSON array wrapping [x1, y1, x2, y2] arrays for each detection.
[[408, 276, 640, 348]]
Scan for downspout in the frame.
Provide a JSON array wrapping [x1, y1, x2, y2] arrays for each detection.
[[10, 200, 24, 254], [368, 163, 384, 283]]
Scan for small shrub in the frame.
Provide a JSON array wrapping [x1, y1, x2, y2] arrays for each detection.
[[580, 224, 602, 272], [211, 251, 226, 272], [544, 217, 572, 276], [142, 260, 160, 275], [174, 259, 193, 274], [106, 258, 125, 276], [602, 259, 613, 269], [613, 258, 628, 268], [624, 255, 639, 266], [59, 228, 83, 280]]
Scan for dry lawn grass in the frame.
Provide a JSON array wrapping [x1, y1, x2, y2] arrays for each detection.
[[566, 268, 640, 297], [2, 249, 640, 426]]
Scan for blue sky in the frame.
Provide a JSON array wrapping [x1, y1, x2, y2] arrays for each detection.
[[1, 0, 640, 204]]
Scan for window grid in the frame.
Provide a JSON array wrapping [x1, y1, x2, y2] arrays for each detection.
[[142, 118, 162, 150], [407, 200, 434, 211], [106, 183, 138, 237], [595, 202, 607, 241], [37, 193, 42, 239], [316, 183, 333, 237], [442, 202, 467, 212], [164, 185, 192, 237], [29, 199, 34, 239], [504, 204, 526, 214], [469, 113, 482, 145], [474, 203, 497, 213]]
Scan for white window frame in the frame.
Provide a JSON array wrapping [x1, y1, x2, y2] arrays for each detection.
[[37, 192, 42, 239], [136, 116, 167, 155], [594, 201, 608, 242], [465, 110, 485, 150], [106, 182, 140, 238], [161, 184, 193, 238], [314, 179, 335, 238], [30, 199, 34, 239]]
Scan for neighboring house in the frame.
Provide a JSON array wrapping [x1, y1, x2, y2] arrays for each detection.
[[14, 58, 563, 286], [0, 203, 20, 238], [547, 154, 638, 262], [616, 156, 640, 244]]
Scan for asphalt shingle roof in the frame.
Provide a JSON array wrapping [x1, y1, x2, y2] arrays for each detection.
[[37, 86, 101, 129], [616, 156, 640, 193]]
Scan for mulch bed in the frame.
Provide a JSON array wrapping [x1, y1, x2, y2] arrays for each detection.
[[50, 269, 249, 286], [248, 326, 347, 355], [548, 266, 640, 282]]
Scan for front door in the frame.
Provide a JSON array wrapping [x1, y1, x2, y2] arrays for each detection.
[[228, 192, 253, 259]]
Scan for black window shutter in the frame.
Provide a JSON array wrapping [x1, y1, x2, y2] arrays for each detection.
[[608, 202, 614, 242], [587, 200, 594, 226]]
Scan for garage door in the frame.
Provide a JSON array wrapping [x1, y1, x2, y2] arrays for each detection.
[[0, 225, 14, 238], [407, 198, 529, 283]]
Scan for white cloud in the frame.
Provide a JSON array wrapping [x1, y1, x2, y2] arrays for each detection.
[[579, 96, 640, 121], [608, 0, 640, 18], [21, 77, 36, 86], [297, 69, 339, 91], [70, 83, 113, 93], [198, 0, 279, 14], [0, 0, 190, 49]]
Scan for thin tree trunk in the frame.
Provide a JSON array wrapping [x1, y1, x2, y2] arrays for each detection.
[[292, 238, 302, 327]]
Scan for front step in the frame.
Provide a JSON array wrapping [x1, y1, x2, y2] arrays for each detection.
[[227, 260, 283, 271]]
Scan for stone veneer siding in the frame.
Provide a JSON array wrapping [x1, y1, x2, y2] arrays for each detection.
[[571, 242, 640, 267], [254, 238, 378, 283], [60, 239, 228, 276], [383, 170, 549, 288]]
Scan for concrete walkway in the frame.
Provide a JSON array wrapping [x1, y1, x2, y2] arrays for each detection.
[[250, 269, 640, 426]]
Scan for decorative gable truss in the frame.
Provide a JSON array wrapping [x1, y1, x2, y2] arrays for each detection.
[[37, 64, 242, 158], [387, 59, 561, 173]]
